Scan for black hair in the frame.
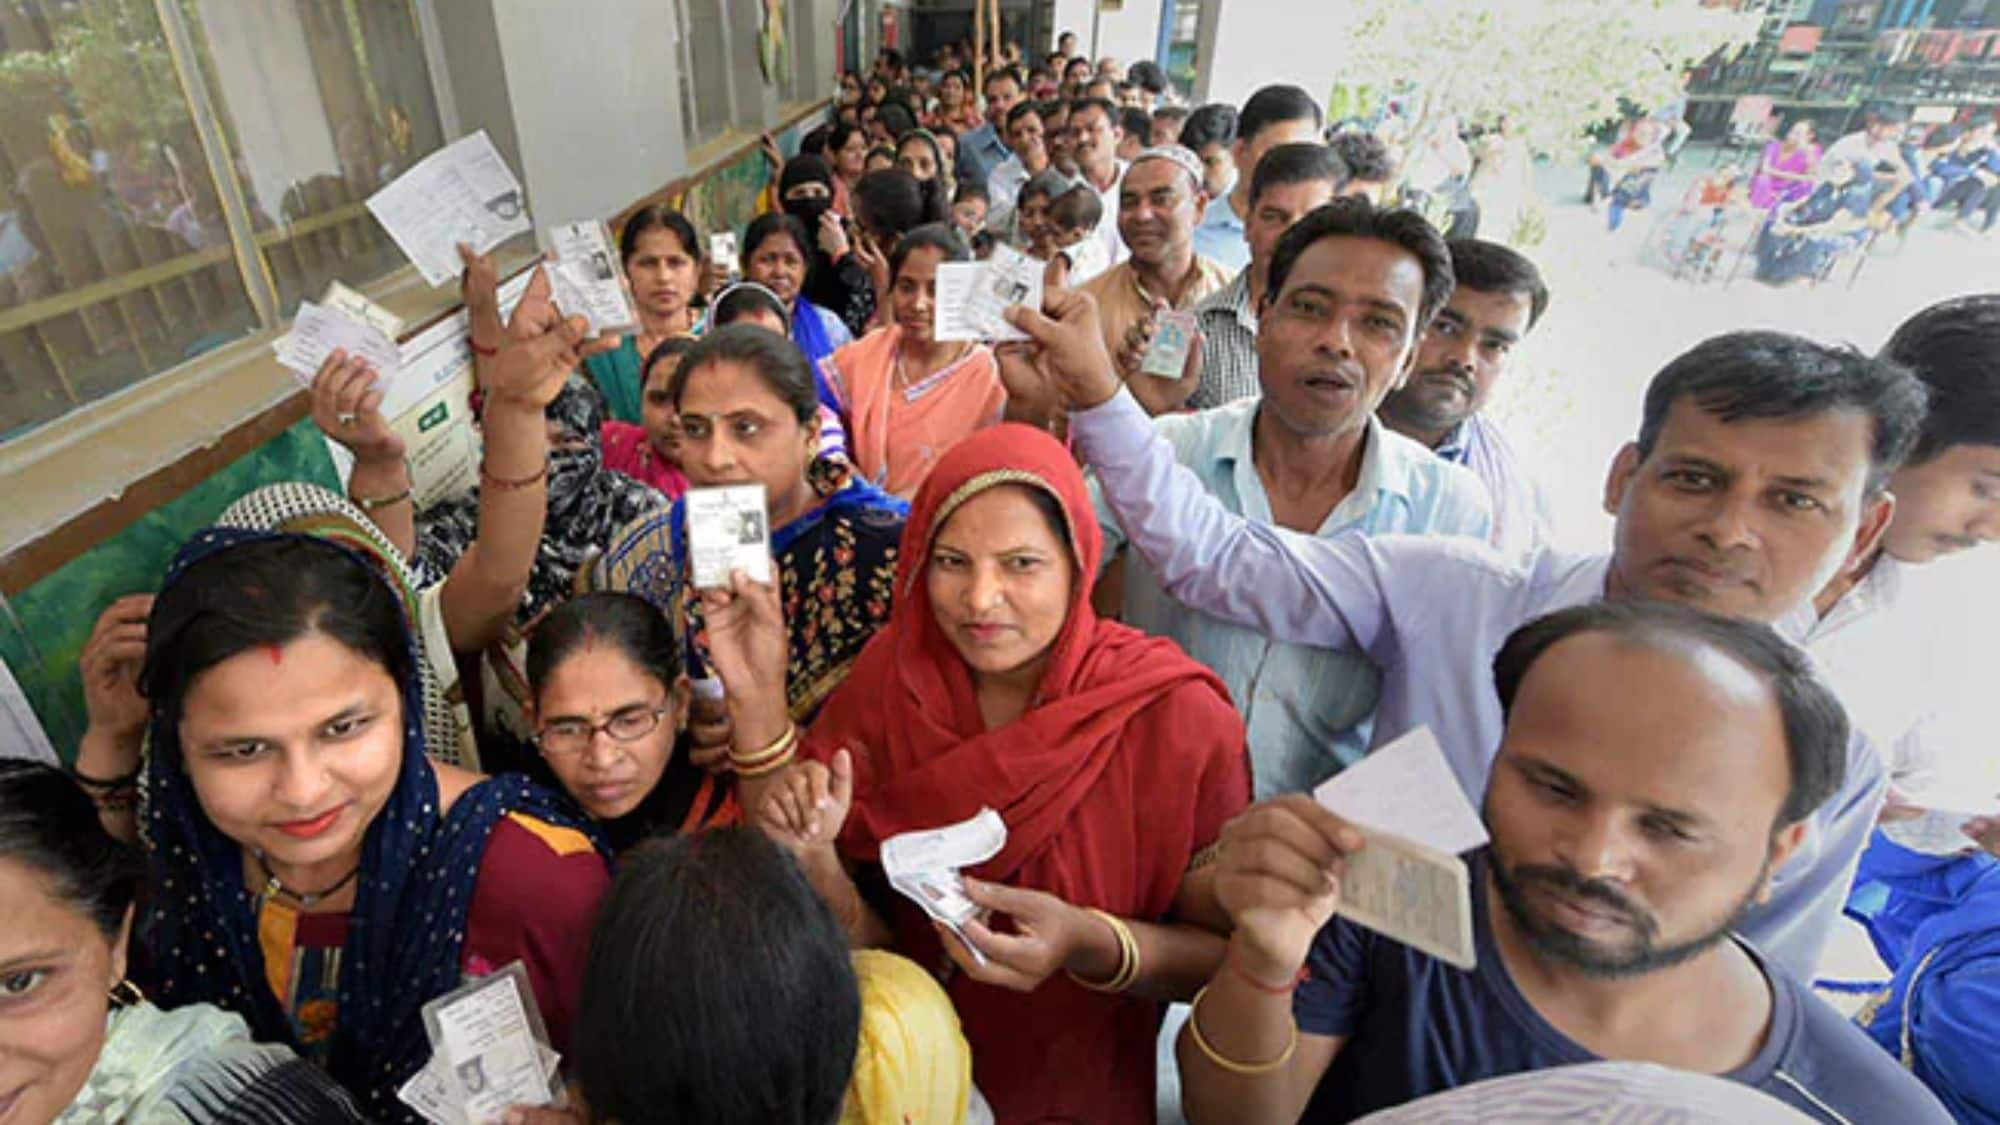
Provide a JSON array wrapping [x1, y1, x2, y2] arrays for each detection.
[[573, 829, 860, 1125], [1249, 142, 1348, 206], [743, 211, 812, 269], [1327, 130, 1395, 183], [954, 180, 989, 205], [1881, 295, 2000, 464], [1127, 60, 1167, 95], [712, 285, 791, 331], [1493, 600, 1848, 829], [141, 536, 412, 733], [1006, 100, 1041, 129], [984, 66, 1023, 93], [1070, 96, 1120, 129], [854, 167, 928, 242], [1178, 103, 1239, 152], [1635, 332, 1929, 495], [619, 204, 703, 266], [642, 335, 698, 390], [1265, 197, 1455, 330], [889, 222, 969, 280], [527, 591, 680, 699], [1019, 168, 1074, 209], [1447, 238, 1551, 329], [824, 123, 866, 161], [877, 101, 919, 140], [1120, 106, 1154, 140], [800, 124, 831, 156], [1048, 184, 1103, 232], [1239, 84, 1324, 144], [0, 761, 142, 942], [671, 323, 819, 426], [1153, 105, 1189, 126]]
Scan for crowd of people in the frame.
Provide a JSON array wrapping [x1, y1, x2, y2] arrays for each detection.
[[1576, 102, 2000, 286], [8, 31, 2000, 1125]]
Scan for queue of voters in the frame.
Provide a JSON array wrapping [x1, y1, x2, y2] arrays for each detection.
[[9, 13, 2000, 1125]]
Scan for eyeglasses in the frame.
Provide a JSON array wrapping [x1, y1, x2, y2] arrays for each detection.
[[535, 706, 671, 757]]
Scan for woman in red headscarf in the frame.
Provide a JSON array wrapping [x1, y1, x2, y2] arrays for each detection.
[[702, 424, 1251, 1124]]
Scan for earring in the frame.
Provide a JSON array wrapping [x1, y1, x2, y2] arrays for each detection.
[[109, 979, 146, 1009]]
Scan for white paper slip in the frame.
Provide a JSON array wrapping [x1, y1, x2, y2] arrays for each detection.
[[420, 964, 560, 1125], [1337, 828, 1477, 970], [1882, 808, 1982, 855], [367, 130, 531, 287], [935, 244, 1044, 341], [710, 232, 741, 283], [1313, 727, 1489, 857], [276, 301, 402, 390], [544, 220, 637, 335], [1139, 309, 1198, 378], [881, 807, 1008, 876], [322, 279, 404, 339], [396, 1055, 467, 1125], [685, 484, 773, 589]]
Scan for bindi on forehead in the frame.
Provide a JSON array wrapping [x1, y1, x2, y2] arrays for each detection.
[[264, 643, 284, 665]]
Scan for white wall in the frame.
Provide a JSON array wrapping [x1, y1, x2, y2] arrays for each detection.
[[1050, 0, 1094, 55], [488, 0, 690, 226], [1092, 0, 1161, 68], [1199, 0, 1341, 106]]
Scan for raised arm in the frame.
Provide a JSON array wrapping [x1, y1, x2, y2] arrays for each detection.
[[438, 251, 615, 654], [1005, 289, 1382, 652]]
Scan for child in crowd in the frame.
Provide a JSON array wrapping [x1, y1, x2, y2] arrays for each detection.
[[1044, 183, 1109, 284], [951, 182, 989, 242]]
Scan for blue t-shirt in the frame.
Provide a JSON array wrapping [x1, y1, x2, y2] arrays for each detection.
[[1291, 851, 1951, 1124]]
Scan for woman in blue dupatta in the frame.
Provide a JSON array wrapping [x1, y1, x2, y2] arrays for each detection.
[[740, 212, 854, 386], [131, 529, 611, 1121], [596, 324, 905, 771], [1848, 831, 2000, 1123]]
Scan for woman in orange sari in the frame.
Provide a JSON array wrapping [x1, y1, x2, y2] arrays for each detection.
[[822, 224, 1005, 500], [702, 424, 1252, 1124]]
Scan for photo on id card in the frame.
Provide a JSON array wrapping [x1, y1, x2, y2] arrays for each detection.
[[419, 961, 561, 1124], [685, 484, 774, 589]]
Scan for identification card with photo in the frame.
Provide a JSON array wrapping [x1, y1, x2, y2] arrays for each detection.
[[1139, 309, 1198, 379], [418, 962, 560, 1125], [1335, 828, 1477, 971], [710, 232, 741, 285], [684, 484, 773, 589], [545, 220, 638, 336], [935, 244, 1044, 341]]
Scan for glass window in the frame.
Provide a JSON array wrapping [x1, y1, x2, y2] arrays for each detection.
[[0, 0, 260, 438], [181, 0, 447, 314], [679, 0, 736, 145]]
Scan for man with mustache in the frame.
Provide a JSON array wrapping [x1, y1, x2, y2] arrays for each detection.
[[1091, 198, 1493, 799], [1805, 296, 2000, 821], [1079, 145, 1231, 415], [1378, 239, 1554, 562], [1005, 197, 1929, 980], [1174, 601, 1951, 1124]]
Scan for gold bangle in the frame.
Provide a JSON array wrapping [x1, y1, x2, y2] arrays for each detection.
[[728, 723, 798, 769], [1186, 986, 1298, 1076], [731, 747, 796, 779], [1067, 908, 1140, 993]]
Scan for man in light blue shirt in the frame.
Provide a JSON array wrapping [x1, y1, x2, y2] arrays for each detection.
[[1190, 85, 1324, 272], [1094, 400, 1490, 797], [955, 68, 1025, 191], [1008, 195, 1931, 984]]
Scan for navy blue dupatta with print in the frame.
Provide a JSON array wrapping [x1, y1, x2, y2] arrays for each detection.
[[137, 527, 600, 1121]]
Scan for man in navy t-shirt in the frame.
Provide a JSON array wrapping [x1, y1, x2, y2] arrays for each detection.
[[1175, 601, 1951, 1124]]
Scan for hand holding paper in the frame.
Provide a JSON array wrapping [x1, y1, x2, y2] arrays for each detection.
[[882, 808, 1007, 966]]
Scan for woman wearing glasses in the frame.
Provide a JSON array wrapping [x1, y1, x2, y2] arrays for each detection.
[[525, 591, 738, 849]]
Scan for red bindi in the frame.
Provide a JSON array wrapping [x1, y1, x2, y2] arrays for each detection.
[[264, 643, 283, 665]]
